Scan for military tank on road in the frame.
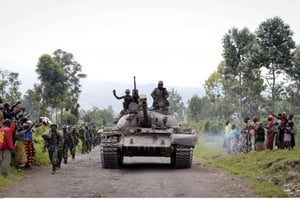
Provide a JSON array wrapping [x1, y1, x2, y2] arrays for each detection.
[[100, 77, 198, 169]]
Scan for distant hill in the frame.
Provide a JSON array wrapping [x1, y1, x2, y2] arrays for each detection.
[[78, 79, 205, 113]]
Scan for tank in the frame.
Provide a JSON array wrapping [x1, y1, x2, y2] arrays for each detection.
[[100, 78, 198, 169]]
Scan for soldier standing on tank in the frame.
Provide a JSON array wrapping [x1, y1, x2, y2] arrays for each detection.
[[151, 80, 169, 110], [62, 125, 75, 163], [42, 124, 63, 174], [113, 89, 133, 114]]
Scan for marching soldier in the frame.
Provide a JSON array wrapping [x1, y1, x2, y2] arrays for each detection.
[[42, 124, 63, 174]]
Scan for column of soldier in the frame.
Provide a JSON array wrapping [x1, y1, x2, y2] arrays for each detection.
[[0, 96, 102, 177], [42, 123, 102, 174], [223, 112, 296, 155]]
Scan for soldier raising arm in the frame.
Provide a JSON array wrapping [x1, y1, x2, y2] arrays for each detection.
[[113, 89, 133, 111]]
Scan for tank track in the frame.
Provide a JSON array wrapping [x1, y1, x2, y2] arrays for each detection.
[[172, 146, 193, 169], [100, 138, 121, 169]]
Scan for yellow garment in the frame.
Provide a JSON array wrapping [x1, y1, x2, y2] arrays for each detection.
[[225, 124, 231, 138], [14, 141, 27, 166]]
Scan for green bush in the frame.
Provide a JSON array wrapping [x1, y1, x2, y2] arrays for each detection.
[[185, 120, 224, 135]]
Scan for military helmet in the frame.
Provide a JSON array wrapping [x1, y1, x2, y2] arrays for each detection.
[[158, 80, 163, 87], [50, 123, 58, 128], [125, 89, 130, 94]]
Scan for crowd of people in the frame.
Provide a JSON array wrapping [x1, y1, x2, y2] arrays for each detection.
[[0, 96, 103, 178], [223, 112, 296, 154], [0, 98, 40, 178]]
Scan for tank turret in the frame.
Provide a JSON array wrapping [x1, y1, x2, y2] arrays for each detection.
[[100, 77, 198, 169]]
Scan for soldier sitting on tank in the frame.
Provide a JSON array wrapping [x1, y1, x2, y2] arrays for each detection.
[[113, 89, 133, 115], [151, 80, 169, 111]]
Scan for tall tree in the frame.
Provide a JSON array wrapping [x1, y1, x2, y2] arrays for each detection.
[[204, 61, 239, 120], [253, 16, 296, 113], [0, 68, 22, 103], [33, 50, 86, 124], [283, 45, 300, 114], [168, 88, 185, 122], [187, 95, 203, 122], [187, 95, 215, 121], [53, 49, 87, 121], [36, 54, 68, 121], [23, 83, 44, 118], [80, 106, 114, 127], [222, 27, 256, 120]]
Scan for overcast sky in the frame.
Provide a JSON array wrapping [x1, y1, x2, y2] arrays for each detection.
[[1, 0, 300, 88]]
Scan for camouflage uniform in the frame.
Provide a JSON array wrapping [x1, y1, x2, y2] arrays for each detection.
[[91, 126, 98, 147], [62, 126, 75, 163], [78, 126, 87, 154], [71, 126, 79, 159], [151, 81, 169, 110], [85, 126, 92, 153], [42, 124, 63, 174]]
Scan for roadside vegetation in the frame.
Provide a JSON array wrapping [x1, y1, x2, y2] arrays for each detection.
[[191, 121, 300, 197], [1, 15, 300, 197], [0, 126, 49, 189], [0, 126, 83, 190]]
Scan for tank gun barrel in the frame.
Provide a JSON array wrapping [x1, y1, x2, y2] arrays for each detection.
[[132, 76, 139, 104], [139, 95, 151, 128]]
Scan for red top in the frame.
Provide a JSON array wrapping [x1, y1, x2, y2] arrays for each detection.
[[280, 116, 288, 126], [0, 126, 14, 150]]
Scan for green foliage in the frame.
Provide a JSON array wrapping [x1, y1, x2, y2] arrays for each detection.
[[193, 134, 299, 197], [202, 16, 298, 121], [0, 166, 19, 189], [61, 111, 78, 125], [0, 68, 22, 103], [168, 88, 185, 122], [79, 106, 114, 126], [253, 16, 296, 113], [29, 49, 86, 123], [185, 120, 224, 135], [187, 95, 218, 121], [33, 126, 51, 165]]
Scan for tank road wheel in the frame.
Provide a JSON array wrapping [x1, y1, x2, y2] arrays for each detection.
[[100, 138, 120, 169], [171, 145, 193, 169], [118, 153, 124, 166]]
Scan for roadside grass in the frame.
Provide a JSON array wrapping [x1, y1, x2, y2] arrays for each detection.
[[0, 126, 50, 190], [193, 134, 299, 197], [0, 126, 84, 191]]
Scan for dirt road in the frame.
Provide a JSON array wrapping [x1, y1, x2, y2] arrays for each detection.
[[0, 146, 257, 198]]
